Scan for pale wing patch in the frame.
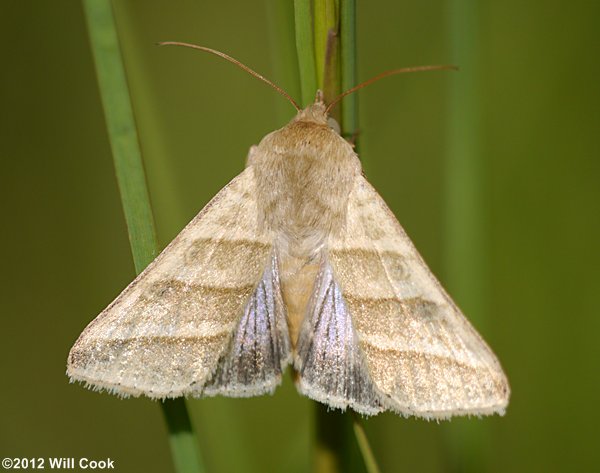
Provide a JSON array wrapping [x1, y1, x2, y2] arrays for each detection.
[[67, 168, 286, 399], [203, 253, 291, 397], [294, 257, 384, 416], [328, 176, 510, 419]]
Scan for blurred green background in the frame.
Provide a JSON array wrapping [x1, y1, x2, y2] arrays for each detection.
[[1, 1, 599, 472]]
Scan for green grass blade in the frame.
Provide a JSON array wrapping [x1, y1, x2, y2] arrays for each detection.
[[314, 0, 339, 94], [82, 0, 157, 273], [352, 416, 381, 473], [266, 0, 301, 122], [313, 0, 327, 87], [294, 0, 318, 105], [444, 0, 488, 472], [340, 0, 357, 144], [314, 405, 366, 473], [161, 399, 205, 473], [82, 1, 205, 472]]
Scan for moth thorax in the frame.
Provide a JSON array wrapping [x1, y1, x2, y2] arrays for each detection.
[[253, 118, 361, 258]]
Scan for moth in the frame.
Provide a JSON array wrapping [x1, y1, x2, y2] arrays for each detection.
[[68, 43, 509, 419]]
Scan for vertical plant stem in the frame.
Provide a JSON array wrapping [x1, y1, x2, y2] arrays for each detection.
[[314, 406, 366, 473], [339, 0, 357, 144], [82, 1, 204, 472], [314, 0, 340, 111], [294, 0, 318, 105], [314, 0, 336, 88], [444, 0, 488, 472], [83, 0, 157, 273], [352, 415, 381, 473], [161, 399, 205, 473], [314, 406, 347, 473], [265, 0, 301, 122]]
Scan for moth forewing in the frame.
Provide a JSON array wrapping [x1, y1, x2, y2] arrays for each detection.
[[327, 176, 510, 418], [67, 168, 283, 398]]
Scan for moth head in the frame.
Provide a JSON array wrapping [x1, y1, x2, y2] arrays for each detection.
[[284, 91, 340, 136], [290, 91, 336, 130]]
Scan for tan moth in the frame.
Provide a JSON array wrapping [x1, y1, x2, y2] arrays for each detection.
[[67, 43, 509, 419]]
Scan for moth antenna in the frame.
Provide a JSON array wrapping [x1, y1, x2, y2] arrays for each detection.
[[158, 41, 301, 112], [325, 64, 458, 114]]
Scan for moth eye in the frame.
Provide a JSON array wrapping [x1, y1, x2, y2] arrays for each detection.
[[327, 117, 341, 134]]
